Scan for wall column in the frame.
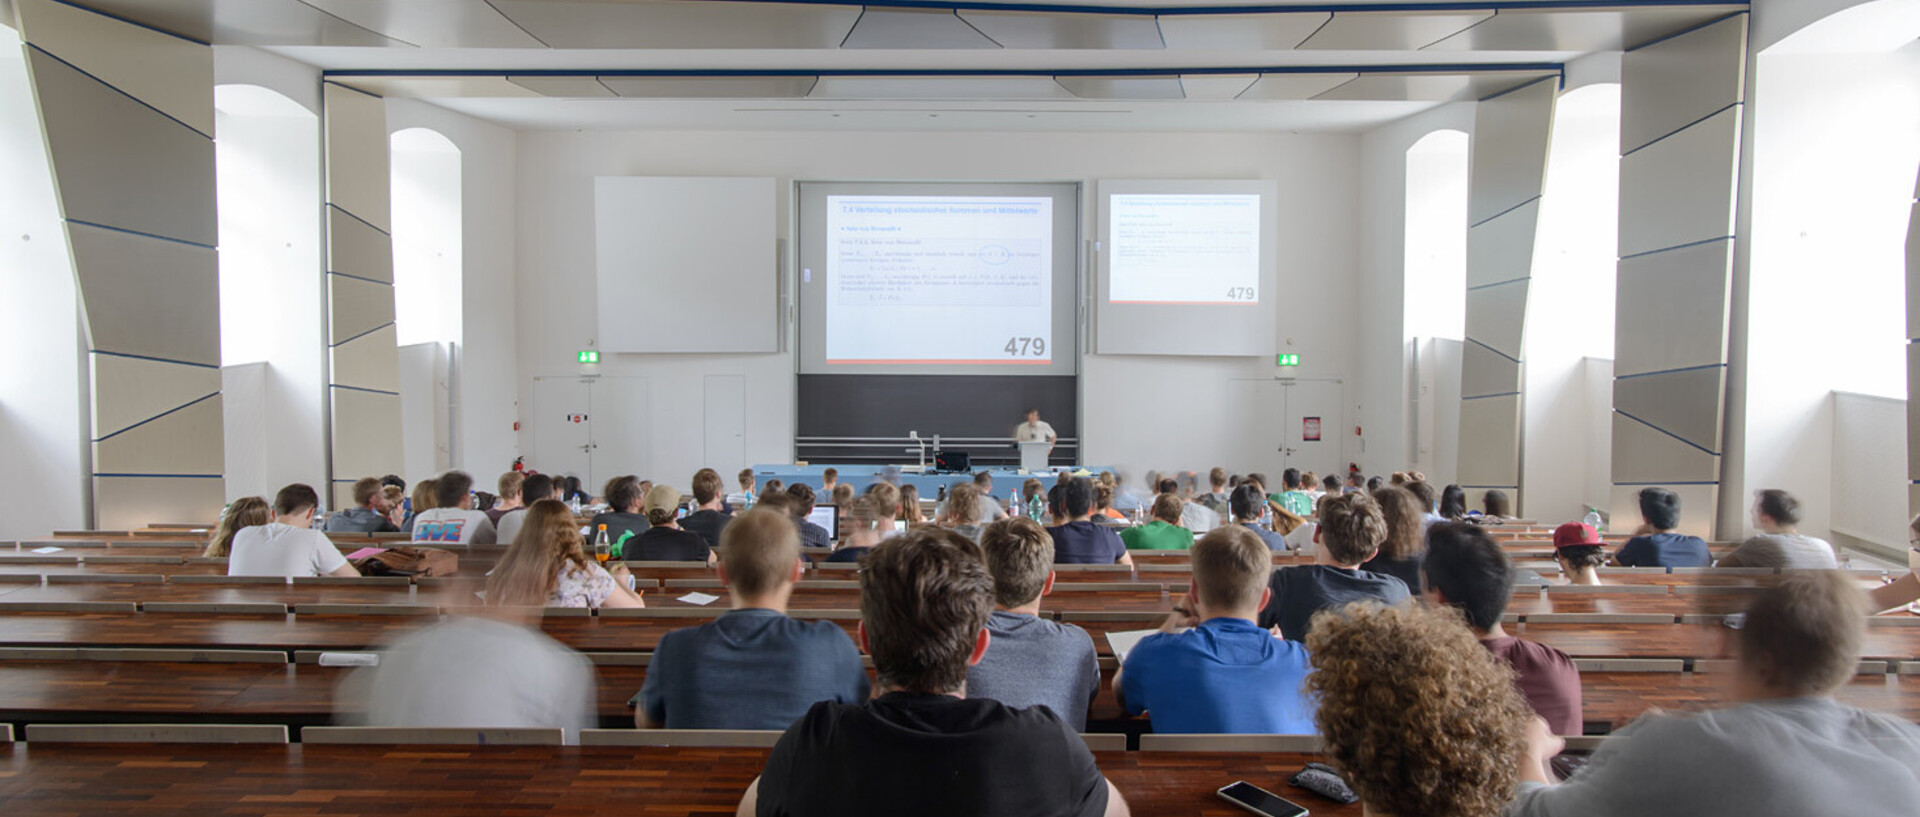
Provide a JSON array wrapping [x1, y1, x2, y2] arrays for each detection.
[[1907, 168, 1920, 544]]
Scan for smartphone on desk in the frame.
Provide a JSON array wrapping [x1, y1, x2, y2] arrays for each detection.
[[1218, 781, 1310, 817]]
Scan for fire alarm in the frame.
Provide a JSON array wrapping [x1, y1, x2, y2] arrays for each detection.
[[513, 421, 521, 432]]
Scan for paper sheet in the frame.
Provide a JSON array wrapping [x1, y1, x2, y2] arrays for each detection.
[[344, 548, 387, 560], [1105, 628, 1159, 663], [676, 592, 720, 606], [317, 653, 380, 667], [30, 546, 63, 554]]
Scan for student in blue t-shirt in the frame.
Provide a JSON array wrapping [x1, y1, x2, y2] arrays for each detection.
[[638, 510, 868, 729], [1115, 526, 1316, 734], [1614, 487, 1712, 568]]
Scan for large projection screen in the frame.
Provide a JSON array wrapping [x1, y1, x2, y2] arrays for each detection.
[[797, 182, 1080, 376], [595, 176, 778, 353], [1095, 180, 1279, 356]]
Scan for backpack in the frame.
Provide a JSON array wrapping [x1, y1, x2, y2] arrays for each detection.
[[353, 546, 459, 577]]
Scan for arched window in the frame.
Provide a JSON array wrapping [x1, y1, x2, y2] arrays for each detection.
[[1404, 129, 1470, 478], [390, 128, 462, 347]]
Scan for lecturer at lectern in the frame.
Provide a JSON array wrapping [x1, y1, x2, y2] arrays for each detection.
[[1015, 409, 1057, 457]]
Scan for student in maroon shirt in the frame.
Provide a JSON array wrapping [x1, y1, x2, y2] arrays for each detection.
[[1421, 522, 1584, 736]]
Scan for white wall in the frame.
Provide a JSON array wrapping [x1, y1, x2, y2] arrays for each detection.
[[0, 27, 86, 538], [515, 129, 1361, 485], [1830, 391, 1908, 555]]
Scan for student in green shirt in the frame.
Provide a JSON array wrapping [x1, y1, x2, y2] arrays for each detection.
[[1121, 494, 1195, 550], [1272, 468, 1315, 518]]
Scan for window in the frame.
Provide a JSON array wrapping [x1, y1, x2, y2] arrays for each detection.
[[390, 128, 462, 347], [1404, 130, 1470, 344]]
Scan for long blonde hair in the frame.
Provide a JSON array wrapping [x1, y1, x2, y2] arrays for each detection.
[[485, 499, 591, 606], [205, 497, 271, 557]]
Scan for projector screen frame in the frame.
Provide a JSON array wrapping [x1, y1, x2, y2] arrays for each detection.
[[1094, 179, 1280, 357]]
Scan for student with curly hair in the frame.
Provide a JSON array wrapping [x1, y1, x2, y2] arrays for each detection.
[[1306, 602, 1532, 817], [1258, 491, 1410, 641]]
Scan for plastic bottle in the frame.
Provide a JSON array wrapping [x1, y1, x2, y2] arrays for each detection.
[[1028, 493, 1045, 521], [593, 524, 612, 564], [1010, 490, 1023, 518], [1582, 508, 1603, 533]]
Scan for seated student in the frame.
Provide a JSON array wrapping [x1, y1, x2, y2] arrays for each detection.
[[1227, 484, 1286, 552], [488, 499, 643, 610], [1307, 602, 1533, 817], [1284, 494, 1325, 556], [1047, 478, 1135, 566], [1868, 514, 1920, 613], [487, 472, 525, 525], [410, 471, 498, 545], [1718, 489, 1838, 569], [1109, 471, 1147, 514], [761, 478, 781, 496], [495, 473, 553, 545], [737, 528, 1128, 817], [1116, 526, 1315, 734], [857, 481, 904, 542], [205, 496, 270, 558], [1614, 487, 1711, 567], [1404, 479, 1443, 529], [556, 475, 591, 506], [1195, 467, 1231, 517], [229, 484, 360, 578], [380, 485, 406, 529], [966, 470, 1009, 523], [825, 496, 883, 563], [1272, 468, 1315, 518], [1259, 491, 1409, 641], [1094, 484, 1126, 522], [1344, 471, 1366, 495], [966, 518, 1101, 732], [324, 476, 401, 534], [1120, 494, 1195, 551], [1362, 486, 1428, 592], [784, 483, 831, 549], [400, 478, 437, 534], [935, 483, 987, 543], [726, 467, 757, 512], [627, 485, 715, 564], [640, 510, 867, 729], [1438, 483, 1469, 522], [587, 475, 650, 555], [899, 484, 926, 526], [1511, 571, 1920, 816], [1321, 474, 1342, 497], [681, 468, 734, 550], [1480, 488, 1513, 521], [1421, 523, 1582, 736], [829, 482, 854, 506], [1046, 481, 1069, 526], [1553, 522, 1608, 585]]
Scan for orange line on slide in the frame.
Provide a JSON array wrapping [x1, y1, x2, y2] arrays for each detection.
[[1109, 300, 1258, 305], [826, 359, 1052, 365]]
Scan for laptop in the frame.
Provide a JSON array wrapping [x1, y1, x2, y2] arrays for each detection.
[[807, 503, 839, 542]]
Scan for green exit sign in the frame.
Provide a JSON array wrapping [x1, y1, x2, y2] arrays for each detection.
[[577, 350, 600, 364], [1277, 353, 1301, 367]]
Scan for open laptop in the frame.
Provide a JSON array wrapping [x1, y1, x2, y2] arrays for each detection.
[[806, 503, 840, 542]]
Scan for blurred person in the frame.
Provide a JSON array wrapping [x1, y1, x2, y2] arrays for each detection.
[[727, 468, 758, 512], [937, 483, 987, 543], [1615, 487, 1711, 568], [1439, 483, 1469, 521], [1718, 489, 1838, 569], [818, 467, 839, 496], [898, 483, 926, 526], [488, 472, 526, 525], [785, 483, 831, 549], [825, 496, 884, 564], [1048, 478, 1134, 566], [1481, 489, 1513, 521], [682, 468, 734, 550], [588, 475, 650, 555], [1195, 467, 1231, 517], [400, 478, 438, 534]]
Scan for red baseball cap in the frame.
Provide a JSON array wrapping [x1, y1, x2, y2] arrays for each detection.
[[1552, 522, 1604, 549]]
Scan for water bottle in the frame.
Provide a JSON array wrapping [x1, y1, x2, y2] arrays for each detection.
[[1583, 508, 1603, 533], [743, 492, 755, 512], [593, 524, 612, 564], [936, 484, 947, 502], [1028, 493, 1045, 521], [1010, 490, 1022, 518]]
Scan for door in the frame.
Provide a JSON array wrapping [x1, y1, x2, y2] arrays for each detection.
[[588, 376, 651, 490], [1280, 379, 1345, 478], [703, 375, 746, 478], [531, 377, 591, 480]]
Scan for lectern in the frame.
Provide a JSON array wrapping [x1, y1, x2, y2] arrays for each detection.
[[1018, 440, 1050, 472]]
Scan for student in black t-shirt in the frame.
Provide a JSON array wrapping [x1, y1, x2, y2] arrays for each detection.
[[1259, 491, 1410, 641], [680, 468, 733, 550], [738, 527, 1128, 817], [588, 475, 650, 555], [626, 484, 714, 565]]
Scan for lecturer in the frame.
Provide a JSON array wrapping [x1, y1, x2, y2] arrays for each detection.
[[1015, 409, 1057, 456]]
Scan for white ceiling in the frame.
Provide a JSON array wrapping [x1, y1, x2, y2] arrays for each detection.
[[48, 1, 1748, 132]]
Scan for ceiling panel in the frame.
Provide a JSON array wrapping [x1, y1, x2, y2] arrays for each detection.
[[1315, 70, 1555, 102], [299, 0, 543, 48], [1156, 13, 1329, 51], [507, 75, 616, 97], [1238, 72, 1357, 101], [1055, 75, 1184, 100], [331, 76, 539, 98], [68, 0, 407, 46], [809, 76, 1075, 100], [1424, 8, 1733, 53], [1298, 10, 1493, 51], [840, 8, 998, 49], [956, 10, 1163, 49], [599, 76, 819, 98], [488, 0, 861, 49], [1176, 74, 1259, 100]]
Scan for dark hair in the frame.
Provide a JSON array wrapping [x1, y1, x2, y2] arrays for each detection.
[[786, 482, 817, 512], [1229, 484, 1266, 522], [1283, 468, 1302, 489], [1754, 489, 1801, 526], [435, 472, 474, 508], [858, 528, 993, 694], [981, 517, 1052, 608], [1483, 489, 1512, 518], [1323, 475, 1341, 493], [604, 476, 642, 514], [380, 474, 406, 490], [1047, 482, 1068, 519], [273, 483, 320, 516], [1062, 477, 1094, 518], [1366, 476, 1383, 491], [1405, 480, 1438, 511], [1557, 545, 1608, 570], [1421, 523, 1513, 630], [1156, 478, 1178, 495], [1638, 487, 1683, 530], [1439, 484, 1468, 520], [1246, 473, 1268, 493], [1347, 472, 1364, 486], [520, 473, 554, 504]]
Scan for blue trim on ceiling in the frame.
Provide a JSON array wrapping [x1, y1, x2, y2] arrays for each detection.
[[93, 392, 219, 444], [1622, 100, 1741, 156], [330, 383, 400, 397], [328, 270, 394, 287], [1616, 362, 1725, 381], [704, 0, 1747, 17], [67, 219, 216, 250], [94, 473, 223, 479], [329, 203, 392, 237], [45, 0, 211, 46], [323, 63, 1564, 79], [25, 44, 212, 140], [1469, 194, 1541, 229], [330, 321, 394, 349], [1614, 408, 1719, 457], [1467, 336, 1522, 364], [92, 350, 219, 370]]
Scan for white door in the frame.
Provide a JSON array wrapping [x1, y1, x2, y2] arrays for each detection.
[[531, 377, 591, 480], [1227, 379, 1288, 482], [703, 374, 746, 478], [587, 376, 651, 491], [1280, 379, 1345, 479]]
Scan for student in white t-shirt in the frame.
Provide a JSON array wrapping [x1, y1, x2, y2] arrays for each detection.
[[228, 483, 359, 578], [410, 470, 499, 546]]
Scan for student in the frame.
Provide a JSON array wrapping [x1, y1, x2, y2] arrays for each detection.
[[587, 475, 650, 555], [737, 528, 1128, 817], [640, 510, 867, 729], [681, 468, 734, 550], [409, 471, 498, 546], [487, 472, 525, 525], [727, 467, 758, 512], [1306, 602, 1532, 817], [784, 483, 832, 549], [1093, 484, 1126, 522], [898, 483, 926, 526], [380, 485, 406, 529], [495, 473, 553, 545], [1117, 527, 1315, 734], [825, 496, 883, 563], [964, 517, 1101, 731], [1510, 572, 1920, 816], [324, 476, 401, 534], [1614, 487, 1710, 567], [205, 496, 270, 558], [936, 483, 987, 543], [1195, 467, 1230, 517], [1273, 468, 1314, 518], [818, 467, 839, 497], [488, 500, 643, 610], [1421, 523, 1582, 736], [1361, 486, 1428, 592], [966, 470, 1009, 523], [1481, 488, 1513, 521], [1120, 494, 1194, 550], [229, 484, 360, 578], [1258, 491, 1409, 641], [1229, 484, 1286, 552], [627, 484, 714, 564], [1047, 478, 1134, 566], [1438, 483, 1469, 521], [1718, 489, 1838, 569], [863, 482, 903, 540], [1553, 522, 1608, 586], [401, 478, 437, 534], [1344, 471, 1366, 495], [1868, 514, 1920, 613]]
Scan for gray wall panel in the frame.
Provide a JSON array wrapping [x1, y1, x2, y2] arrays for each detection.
[[1468, 78, 1556, 225], [92, 394, 223, 476], [1613, 239, 1733, 377], [93, 476, 224, 531], [1461, 341, 1522, 399], [323, 80, 401, 495], [15, 0, 212, 135], [322, 82, 390, 232], [1613, 367, 1725, 454], [1620, 13, 1747, 154], [1612, 412, 1719, 484], [89, 354, 220, 439], [327, 274, 396, 345], [330, 324, 401, 396], [1910, 343, 1920, 483], [1458, 393, 1522, 489], [1617, 105, 1742, 258], [327, 206, 393, 283], [1466, 198, 1541, 289], [1464, 279, 1530, 362], [66, 222, 220, 367], [330, 388, 404, 485]]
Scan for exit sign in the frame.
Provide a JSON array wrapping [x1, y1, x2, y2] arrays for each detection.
[[1277, 353, 1300, 367], [577, 350, 600, 364]]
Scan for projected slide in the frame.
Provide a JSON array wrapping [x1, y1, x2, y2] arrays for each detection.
[[1108, 194, 1262, 305], [824, 196, 1053, 365]]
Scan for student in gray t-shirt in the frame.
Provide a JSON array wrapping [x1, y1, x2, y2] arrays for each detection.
[[638, 511, 868, 730], [1716, 489, 1838, 569], [965, 517, 1101, 731], [1509, 571, 1920, 817]]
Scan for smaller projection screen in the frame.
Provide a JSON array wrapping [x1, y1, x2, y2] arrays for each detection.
[[594, 177, 777, 353], [1095, 180, 1279, 356]]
